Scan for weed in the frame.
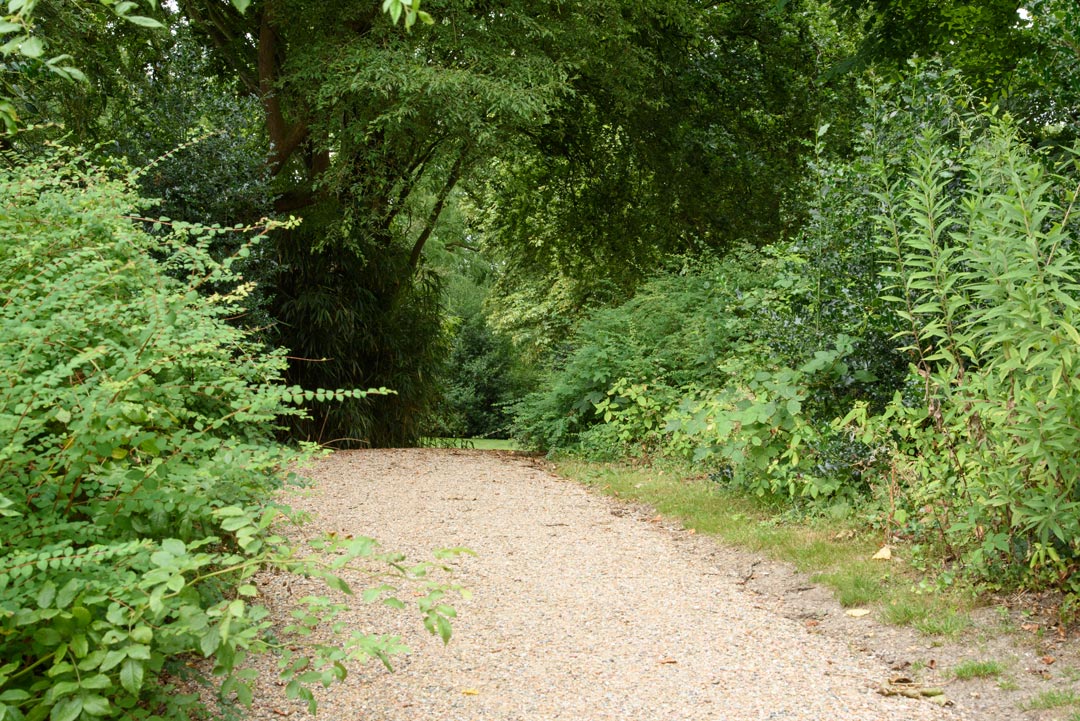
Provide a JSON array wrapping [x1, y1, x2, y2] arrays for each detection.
[[951, 660, 1004, 680], [1023, 690, 1080, 710], [811, 568, 885, 607], [880, 595, 970, 636]]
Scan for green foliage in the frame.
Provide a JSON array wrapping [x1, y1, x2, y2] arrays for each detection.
[[838, 70, 1080, 598], [0, 151, 460, 719], [483, 0, 850, 346], [951, 660, 1004, 679], [268, 211, 448, 448], [512, 254, 765, 455], [668, 336, 875, 501], [433, 312, 532, 439]]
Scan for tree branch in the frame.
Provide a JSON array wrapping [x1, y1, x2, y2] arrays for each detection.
[[409, 147, 468, 268], [260, 10, 307, 175]]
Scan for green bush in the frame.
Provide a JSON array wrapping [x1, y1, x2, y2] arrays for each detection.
[[848, 100, 1080, 597], [0, 152, 459, 720], [511, 253, 765, 453]]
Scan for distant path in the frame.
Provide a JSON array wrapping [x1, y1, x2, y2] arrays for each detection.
[[244, 449, 960, 721]]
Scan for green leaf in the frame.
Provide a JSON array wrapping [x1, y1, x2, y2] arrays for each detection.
[[130, 625, 153, 644], [161, 538, 185, 556], [36, 580, 56, 609], [119, 659, 144, 694], [199, 627, 220, 657], [434, 614, 452, 644], [80, 694, 110, 716], [99, 650, 127, 672], [19, 35, 43, 57], [124, 15, 164, 28], [55, 578, 79, 609], [49, 696, 81, 721]]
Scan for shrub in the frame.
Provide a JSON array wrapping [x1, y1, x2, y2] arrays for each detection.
[[842, 73, 1080, 598], [511, 253, 765, 453], [0, 151, 459, 720]]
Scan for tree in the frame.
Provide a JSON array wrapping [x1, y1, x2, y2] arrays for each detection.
[[481, 0, 856, 355], [163, 0, 569, 445]]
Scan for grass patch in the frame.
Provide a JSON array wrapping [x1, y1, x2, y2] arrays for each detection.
[[951, 660, 1004, 680], [811, 566, 885, 607], [554, 458, 977, 635], [1023, 689, 1080, 710], [880, 593, 972, 636]]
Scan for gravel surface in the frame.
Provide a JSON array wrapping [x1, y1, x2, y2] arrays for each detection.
[[242, 448, 964, 721]]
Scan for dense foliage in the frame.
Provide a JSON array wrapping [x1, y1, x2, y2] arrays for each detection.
[[517, 65, 1080, 605], [0, 154, 459, 720]]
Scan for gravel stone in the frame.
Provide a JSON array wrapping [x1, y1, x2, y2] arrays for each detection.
[[241, 448, 963, 721]]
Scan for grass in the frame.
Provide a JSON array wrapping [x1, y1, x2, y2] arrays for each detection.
[[554, 458, 976, 636], [951, 660, 1004, 680], [880, 593, 971, 636], [1023, 689, 1080, 710], [811, 567, 885, 607]]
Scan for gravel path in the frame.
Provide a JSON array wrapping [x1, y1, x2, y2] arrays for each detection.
[[246, 448, 963, 721]]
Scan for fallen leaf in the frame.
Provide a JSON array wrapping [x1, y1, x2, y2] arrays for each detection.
[[872, 545, 892, 561], [805, 620, 820, 628], [658, 658, 678, 665], [845, 609, 871, 618], [462, 689, 479, 696], [650, 515, 662, 523], [686, 528, 696, 535], [1041, 655, 1056, 665]]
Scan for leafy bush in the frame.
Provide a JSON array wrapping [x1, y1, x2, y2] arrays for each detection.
[[846, 99, 1080, 597], [511, 253, 765, 453], [0, 152, 459, 720], [268, 207, 448, 448]]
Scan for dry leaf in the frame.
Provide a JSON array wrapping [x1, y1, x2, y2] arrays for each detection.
[[845, 609, 871, 618], [1041, 655, 1056, 665], [872, 545, 892, 560], [686, 528, 696, 535], [658, 658, 678, 665], [462, 689, 479, 696]]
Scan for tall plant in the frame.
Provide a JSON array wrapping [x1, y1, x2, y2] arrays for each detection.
[[849, 82, 1080, 599]]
